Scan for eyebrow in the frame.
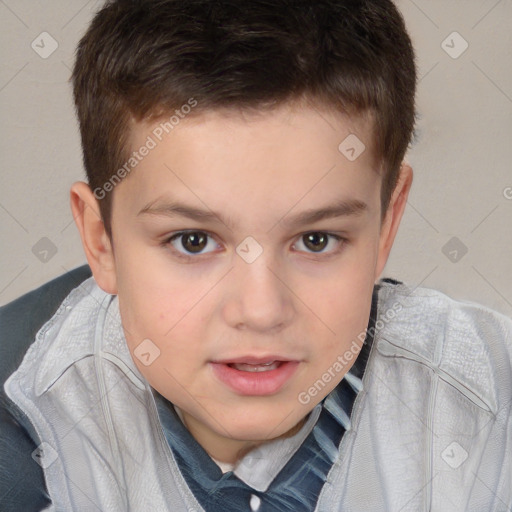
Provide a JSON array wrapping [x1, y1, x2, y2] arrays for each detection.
[[137, 197, 368, 230], [278, 199, 368, 229]]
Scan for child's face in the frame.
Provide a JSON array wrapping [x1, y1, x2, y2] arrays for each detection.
[[76, 103, 409, 462]]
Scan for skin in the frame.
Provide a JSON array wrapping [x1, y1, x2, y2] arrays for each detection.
[[70, 101, 412, 464]]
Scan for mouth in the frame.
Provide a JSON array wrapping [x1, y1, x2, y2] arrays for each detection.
[[225, 360, 287, 373], [210, 356, 300, 395], [227, 360, 282, 372]]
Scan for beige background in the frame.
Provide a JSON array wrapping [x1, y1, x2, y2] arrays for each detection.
[[1, 0, 511, 315]]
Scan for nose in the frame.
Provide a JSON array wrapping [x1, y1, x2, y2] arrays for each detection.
[[222, 253, 295, 333]]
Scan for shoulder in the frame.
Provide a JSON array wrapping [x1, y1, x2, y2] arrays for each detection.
[[0, 265, 92, 385], [0, 266, 92, 512], [374, 278, 512, 414]]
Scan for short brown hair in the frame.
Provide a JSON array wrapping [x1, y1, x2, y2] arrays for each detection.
[[72, 0, 417, 237]]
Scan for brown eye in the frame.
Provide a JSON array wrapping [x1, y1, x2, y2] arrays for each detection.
[[293, 232, 345, 256], [180, 232, 208, 253], [303, 232, 328, 252], [166, 230, 220, 260]]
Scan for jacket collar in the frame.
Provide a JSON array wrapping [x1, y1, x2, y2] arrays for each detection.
[[31, 277, 145, 397]]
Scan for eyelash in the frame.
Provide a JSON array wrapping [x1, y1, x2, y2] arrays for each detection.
[[161, 230, 347, 262]]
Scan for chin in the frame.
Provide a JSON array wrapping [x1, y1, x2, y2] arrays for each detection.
[[217, 412, 303, 442]]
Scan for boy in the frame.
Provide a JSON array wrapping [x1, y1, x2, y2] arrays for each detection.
[[1, 0, 511, 510]]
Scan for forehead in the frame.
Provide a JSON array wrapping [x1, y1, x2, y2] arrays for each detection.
[[116, 104, 381, 225]]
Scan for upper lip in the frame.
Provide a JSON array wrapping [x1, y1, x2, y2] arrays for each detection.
[[212, 355, 299, 364]]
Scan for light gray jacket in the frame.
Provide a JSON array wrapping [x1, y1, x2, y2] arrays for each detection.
[[5, 278, 512, 511]]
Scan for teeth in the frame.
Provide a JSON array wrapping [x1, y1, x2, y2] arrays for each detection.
[[230, 361, 281, 372]]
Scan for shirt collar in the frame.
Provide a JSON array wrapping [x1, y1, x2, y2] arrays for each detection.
[[196, 403, 321, 489]]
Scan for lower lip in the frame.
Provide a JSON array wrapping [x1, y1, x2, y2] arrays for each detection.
[[210, 361, 299, 396]]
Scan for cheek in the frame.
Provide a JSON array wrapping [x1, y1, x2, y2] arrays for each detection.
[[117, 286, 207, 395], [307, 253, 376, 349], [113, 248, 201, 334], [115, 266, 213, 378], [119, 283, 208, 348]]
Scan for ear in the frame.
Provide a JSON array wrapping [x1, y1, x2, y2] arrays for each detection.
[[70, 182, 118, 294], [374, 162, 413, 280]]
